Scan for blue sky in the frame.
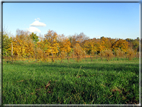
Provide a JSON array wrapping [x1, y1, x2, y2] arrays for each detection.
[[3, 2, 140, 39]]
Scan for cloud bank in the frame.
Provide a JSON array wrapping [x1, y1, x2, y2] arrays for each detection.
[[28, 18, 46, 33], [30, 20, 46, 27], [28, 27, 41, 33]]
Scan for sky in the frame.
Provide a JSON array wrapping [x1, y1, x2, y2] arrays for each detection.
[[3, 2, 140, 39]]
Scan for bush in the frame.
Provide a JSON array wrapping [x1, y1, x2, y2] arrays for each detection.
[[114, 48, 125, 60], [135, 52, 139, 59], [99, 51, 105, 61], [126, 48, 135, 60], [73, 43, 84, 62], [103, 49, 114, 61], [60, 51, 66, 62]]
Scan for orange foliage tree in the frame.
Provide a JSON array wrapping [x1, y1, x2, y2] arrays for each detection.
[[3, 29, 140, 63], [112, 39, 129, 52], [73, 43, 84, 62]]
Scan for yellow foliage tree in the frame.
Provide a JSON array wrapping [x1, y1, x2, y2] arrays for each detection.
[[112, 39, 129, 52], [11, 33, 35, 61], [44, 30, 59, 56], [73, 43, 84, 62], [59, 38, 71, 54], [101, 37, 111, 50], [36, 48, 44, 62], [83, 40, 98, 55]]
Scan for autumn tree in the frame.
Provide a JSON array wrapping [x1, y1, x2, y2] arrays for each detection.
[[45, 30, 59, 54], [100, 37, 111, 50], [126, 48, 135, 60], [11, 29, 35, 61], [114, 48, 125, 60], [112, 39, 129, 52], [59, 37, 71, 62], [44, 30, 59, 62], [135, 52, 139, 59], [73, 43, 84, 62], [103, 49, 114, 61], [3, 28, 139, 63], [76, 32, 89, 44], [69, 33, 89, 48], [110, 39, 117, 48], [68, 34, 78, 48], [36, 48, 44, 62], [36, 37, 54, 62], [24, 39, 35, 61], [95, 39, 105, 53], [83, 40, 98, 61], [60, 51, 66, 63], [83, 40, 98, 55], [99, 51, 105, 61]]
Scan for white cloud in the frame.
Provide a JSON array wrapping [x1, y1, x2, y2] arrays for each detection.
[[28, 27, 41, 33], [30, 20, 46, 27]]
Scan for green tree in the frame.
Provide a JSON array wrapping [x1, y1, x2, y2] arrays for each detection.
[[131, 39, 139, 52], [3, 34, 12, 56], [30, 33, 39, 43]]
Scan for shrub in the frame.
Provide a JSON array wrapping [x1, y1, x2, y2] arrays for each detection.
[[103, 49, 114, 61], [114, 48, 125, 60], [60, 51, 66, 63], [126, 48, 135, 60], [99, 51, 105, 61], [73, 43, 84, 62], [135, 52, 139, 59]]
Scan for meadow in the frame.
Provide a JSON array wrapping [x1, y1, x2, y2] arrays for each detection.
[[3, 57, 139, 104]]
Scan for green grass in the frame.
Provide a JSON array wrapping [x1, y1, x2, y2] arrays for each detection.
[[3, 58, 139, 104]]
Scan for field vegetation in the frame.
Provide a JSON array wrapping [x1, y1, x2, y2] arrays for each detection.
[[2, 29, 140, 104], [3, 57, 139, 104]]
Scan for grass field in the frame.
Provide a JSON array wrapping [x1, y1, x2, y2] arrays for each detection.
[[3, 58, 139, 104]]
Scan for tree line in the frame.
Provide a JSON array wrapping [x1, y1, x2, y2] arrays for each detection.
[[2, 29, 140, 62]]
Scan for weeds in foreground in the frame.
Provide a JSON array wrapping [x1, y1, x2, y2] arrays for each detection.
[[3, 58, 139, 104]]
